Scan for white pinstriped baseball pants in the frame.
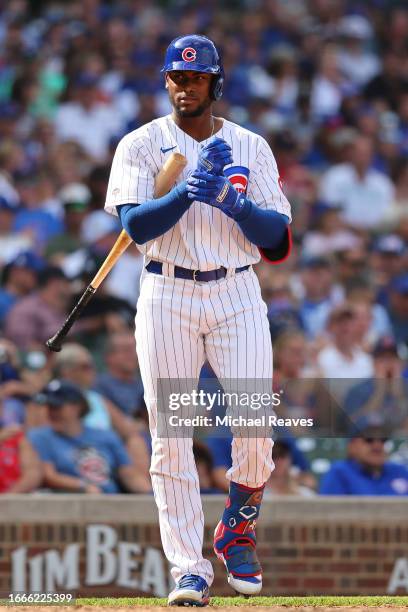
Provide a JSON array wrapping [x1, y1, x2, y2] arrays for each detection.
[[135, 267, 274, 586]]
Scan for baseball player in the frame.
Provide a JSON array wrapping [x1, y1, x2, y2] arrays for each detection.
[[105, 35, 292, 606]]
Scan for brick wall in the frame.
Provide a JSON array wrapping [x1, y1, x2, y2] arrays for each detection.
[[0, 496, 407, 597]]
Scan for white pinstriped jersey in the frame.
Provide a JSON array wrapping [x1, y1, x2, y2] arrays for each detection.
[[105, 114, 291, 270]]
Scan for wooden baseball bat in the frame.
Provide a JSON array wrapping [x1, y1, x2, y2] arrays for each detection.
[[46, 152, 187, 352]]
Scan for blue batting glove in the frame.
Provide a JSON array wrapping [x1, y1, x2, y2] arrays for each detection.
[[186, 170, 246, 217], [197, 137, 233, 175]]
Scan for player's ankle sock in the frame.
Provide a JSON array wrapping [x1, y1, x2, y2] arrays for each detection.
[[222, 481, 265, 533]]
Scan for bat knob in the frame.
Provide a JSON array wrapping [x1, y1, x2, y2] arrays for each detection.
[[46, 337, 62, 352]]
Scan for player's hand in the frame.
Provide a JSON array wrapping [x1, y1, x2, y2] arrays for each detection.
[[197, 137, 233, 175], [186, 170, 246, 217]]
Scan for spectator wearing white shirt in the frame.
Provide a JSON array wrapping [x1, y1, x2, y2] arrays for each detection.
[[337, 16, 380, 88], [319, 134, 395, 229], [317, 303, 374, 380], [54, 73, 123, 162], [302, 203, 362, 256], [310, 44, 345, 121]]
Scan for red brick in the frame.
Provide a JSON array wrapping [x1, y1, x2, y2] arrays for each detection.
[[273, 562, 308, 573], [304, 548, 333, 558], [357, 578, 387, 588], [303, 577, 335, 589], [329, 563, 360, 573], [277, 577, 299, 588], [271, 547, 298, 557], [357, 548, 384, 558]]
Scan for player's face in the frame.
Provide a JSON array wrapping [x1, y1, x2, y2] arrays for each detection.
[[166, 71, 213, 117]]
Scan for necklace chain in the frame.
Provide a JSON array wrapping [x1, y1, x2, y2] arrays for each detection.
[[210, 116, 215, 139]]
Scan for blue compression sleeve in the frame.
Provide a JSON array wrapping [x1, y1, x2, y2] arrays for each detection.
[[232, 196, 289, 248], [116, 181, 190, 244]]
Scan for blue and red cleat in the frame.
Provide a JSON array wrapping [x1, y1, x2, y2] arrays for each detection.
[[214, 481, 264, 596], [168, 573, 210, 607]]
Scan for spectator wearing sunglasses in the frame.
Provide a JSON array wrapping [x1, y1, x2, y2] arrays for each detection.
[[319, 423, 408, 495]]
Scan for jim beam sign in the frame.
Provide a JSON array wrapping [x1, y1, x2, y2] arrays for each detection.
[[11, 525, 170, 596]]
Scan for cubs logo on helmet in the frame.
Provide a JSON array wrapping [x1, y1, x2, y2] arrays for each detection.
[[181, 47, 197, 62], [224, 166, 250, 194], [161, 34, 224, 101]]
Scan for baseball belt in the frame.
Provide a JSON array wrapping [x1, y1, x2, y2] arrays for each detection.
[[146, 260, 250, 282]]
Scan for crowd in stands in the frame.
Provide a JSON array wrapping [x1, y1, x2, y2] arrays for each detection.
[[0, 0, 408, 496]]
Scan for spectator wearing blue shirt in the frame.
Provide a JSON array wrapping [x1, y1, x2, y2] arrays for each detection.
[[95, 332, 145, 418], [28, 380, 148, 494], [54, 343, 151, 491], [387, 274, 408, 349], [0, 252, 43, 327], [298, 256, 341, 339], [319, 425, 408, 495]]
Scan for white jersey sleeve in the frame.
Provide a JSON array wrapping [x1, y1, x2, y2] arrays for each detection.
[[248, 137, 292, 221], [104, 134, 155, 216]]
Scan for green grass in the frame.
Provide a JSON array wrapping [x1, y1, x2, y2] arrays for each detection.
[[76, 595, 408, 607]]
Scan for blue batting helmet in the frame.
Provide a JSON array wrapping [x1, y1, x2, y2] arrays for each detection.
[[161, 34, 224, 101]]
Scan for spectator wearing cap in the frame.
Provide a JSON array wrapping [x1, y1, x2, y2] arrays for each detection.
[[45, 183, 91, 261], [0, 252, 43, 326], [0, 425, 42, 494], [319, 424, 408, 495], [343, 338, 408, 434], [54, 343, 151, 488], [371, 234, 406, 304], [0, 197, 33, 263], [316, 303, 374, 381], [28, 380, 149, 493], [319, 134, 395, 230], [53, 73, 124, 161], [298, 256, 342, 339], [337, 16, 380, 87], [4, 266, 71, 350]]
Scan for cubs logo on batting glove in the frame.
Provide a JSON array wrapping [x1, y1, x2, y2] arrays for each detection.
[[186, 170, 247, 218], [197, 137, 233, 175]]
